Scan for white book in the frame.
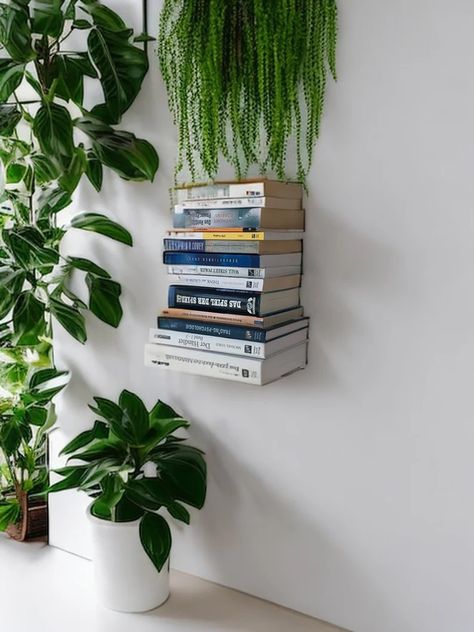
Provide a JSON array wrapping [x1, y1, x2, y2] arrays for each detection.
[[167, 274, 301, 292], [167, 265, 302, 278], [144, 342, 308, 385], [176, 197, 301, 210], [149, 326, 309, 359], [175, 180, 303, 202]]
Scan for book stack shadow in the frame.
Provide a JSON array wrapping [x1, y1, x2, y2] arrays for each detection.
[[145, 180, 309, 385]]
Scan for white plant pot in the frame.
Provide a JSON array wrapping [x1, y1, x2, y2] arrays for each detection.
[[87, 507, 170, 612]]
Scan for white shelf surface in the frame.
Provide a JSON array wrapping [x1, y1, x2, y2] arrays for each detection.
[[0, 536, 344, 632]]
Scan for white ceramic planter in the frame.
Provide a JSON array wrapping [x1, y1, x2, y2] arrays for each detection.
[[87, 508, 170, 612]]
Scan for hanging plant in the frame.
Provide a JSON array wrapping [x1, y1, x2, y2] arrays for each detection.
[[158, 0, 337, 183]]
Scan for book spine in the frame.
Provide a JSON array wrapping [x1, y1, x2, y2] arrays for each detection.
[[173, 207, 262, 229], [160, 308, 267, 327], [163, 239, 206, 252], [168, 286, 262, 316], [157, 317, 268, 341], [163, 252, 262, 267], [149, 329, 266, 358], [178, 197, 266, 209], [166, 231, 267, 241], [176, 183, 266, 201], [167, 265, 266, 278], [144, 344, 263, 384], [168, 274, 266, 291]]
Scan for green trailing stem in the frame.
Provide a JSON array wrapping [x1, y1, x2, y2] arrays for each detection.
[[158, 0, 338, 183]]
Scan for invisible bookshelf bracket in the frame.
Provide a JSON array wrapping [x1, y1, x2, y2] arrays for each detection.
[[144, 179, 309, 386]]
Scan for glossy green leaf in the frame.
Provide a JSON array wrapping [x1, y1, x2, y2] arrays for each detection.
[[59, 146, 87, 193], [85, 273, 122, 327], [37, 187, 71, 217], [0, 60, 25, 103], [33, 104, 75, 165], [12, 290, 46, 345], [31, 0, 65, 38], [0, 104, 21, 135], [118, 389, 149, 445], [6, 162, 27, 183], [72, 18, 92, 29], [81, 4, 126, 31], [149, 400, 181, 424], [139, 512, 171, 572], [90, 473, 124, 520], [93, 137, 159, 182], [0, 5, 35, 62], [25, 406, 48, 427], [70, 213, 132, 246], [89, 396, 123, 426], [0, 418, 22, 454], [49, 297, 87, 344], [60, 420, 108, 455], [87, 26, 148, 123], [85, 155, 103, 191], [2, 227, 59, 270], [154, 447, 207, 509], [69, 439, 126, 464], [31, 154, 62, 184], [0, 499, 20, 531], [126, 478, 190, 524], [68, 256, 110, 278], [48, 466, 87, 493]]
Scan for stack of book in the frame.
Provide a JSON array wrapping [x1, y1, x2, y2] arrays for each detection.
[[145, 179, 309, 385]]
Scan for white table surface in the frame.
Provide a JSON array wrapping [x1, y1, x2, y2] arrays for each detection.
[[0, 536, 343, 632]]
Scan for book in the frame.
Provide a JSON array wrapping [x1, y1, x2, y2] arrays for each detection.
[[144, 341, 308, 385], [173, 207, 305, 230], [163, 238, 302, 254], [177, 196, 301, 210], [167, 265, 302, 278], [168, 286, 300, 316], [165, 229, 304, 241], [160, 306, 304, 328], [156, 316, 310, 342], [163, 252, 302, 268], [149, 325, 309, 359], [174, 179, 303, 202], [167, 273, 301, 292]]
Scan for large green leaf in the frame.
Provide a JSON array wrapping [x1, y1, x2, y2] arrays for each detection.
[[12, 290, 46, 345], [31, 0, 65, 38], [31, 154, 62, 184], [27, 368, 69, 403], [154, 447, 207, 510], [89, 396, 123, 426], [33, 104, 75, 165], [126, 478, 190, 524], [59, 146, 87, 193], [49, 297, 87, 344], [139, 512, 171, 572], [2, 227, 59, 270], [90, 473, 124, 520], [0, 499, 20, 532], [60, 420, 108, 456], [69, 439, 126, 464], [0, 268, 25, 319], [48, 466, 87, 493], [70, 213, 132, 246], [0, 5, 35, 62], [85, 154, 103, 191], [37, 186, 71, 217], [80, 3, 126, 31], [87, 26, 148, 123], [0, 60, 25, 103], [118, 389, 149, 446], [54, 53, 97, 106], [93, 137, 159, 181], [0, 104, 21, 135], [85, 273, 122, 327], [68, 256, 110, 278]]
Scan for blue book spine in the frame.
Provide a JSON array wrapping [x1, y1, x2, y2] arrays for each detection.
[[157, 317, 268, 342], [163, 239, 206, 252], [168, 286, 262, 316], [163, 252, 263, 267]]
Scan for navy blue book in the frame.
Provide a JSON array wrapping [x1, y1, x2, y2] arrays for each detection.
[[163, 252, 302, 268], [168, 286, 300, 317], [157, 317, 309, 342]]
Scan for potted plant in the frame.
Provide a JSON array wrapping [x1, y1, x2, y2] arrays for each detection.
[[49, 390, 207, 612], [0, 344, 69, 541]]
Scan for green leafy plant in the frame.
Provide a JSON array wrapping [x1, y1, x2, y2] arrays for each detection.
[[49, 391, 207, 572], [0, 0, 158, 533], [158, 0, 337, 183]]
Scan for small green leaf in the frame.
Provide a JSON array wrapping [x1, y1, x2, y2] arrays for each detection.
[[86, 274, 122, 327], [85, 155, 103, 191], [49, 297, 87, 344], [31, 154, 62, 184], [72, 18, 92, 29], [0, 499, 21, 531], [0, 60, 25, 103], [12, 291, 46, 345], [33, 104, 75, 165], [68, 256, 111, 278], [0, 104, 22, 136], [139, 512, 171, 572], [119, 389, 149, 445], [59, 146, 87, 193], [60, 420, 108, 456], [6, 162, 27, 184], [70, 213, 132, 246], [48, 467, 87, 493]]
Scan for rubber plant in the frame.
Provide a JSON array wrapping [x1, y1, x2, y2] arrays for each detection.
[[49, 391, 207, 572], [158, 0, 337, 183], [0, 0, 158, 538]]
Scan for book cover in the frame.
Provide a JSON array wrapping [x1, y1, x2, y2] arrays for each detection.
[[163, 239, 302, 254], [174, 179, 303, 202], [172, 207, 305, 230], [157, 316, 310, 342], [168, 286, 299, 316], [163, 252, 302, 268], [149, 326, 308, 359], [177, 196, 301, 210]]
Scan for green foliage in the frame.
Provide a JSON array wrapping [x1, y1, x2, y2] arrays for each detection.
[[0, 0, 158, 531], [158, 0, 337, 183], [50, 391, 207, 572]]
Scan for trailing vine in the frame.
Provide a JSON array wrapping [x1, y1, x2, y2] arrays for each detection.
[[158, 0, 338, 183]]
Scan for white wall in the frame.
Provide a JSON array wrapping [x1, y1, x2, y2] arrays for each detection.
[[49, 1, 474, 631]]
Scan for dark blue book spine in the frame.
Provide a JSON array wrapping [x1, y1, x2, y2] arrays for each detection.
[[163, 252, 262, 267], [168, 286, 262, 316], [163, 239, 206, 252], [157, 317, 268, 342]]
